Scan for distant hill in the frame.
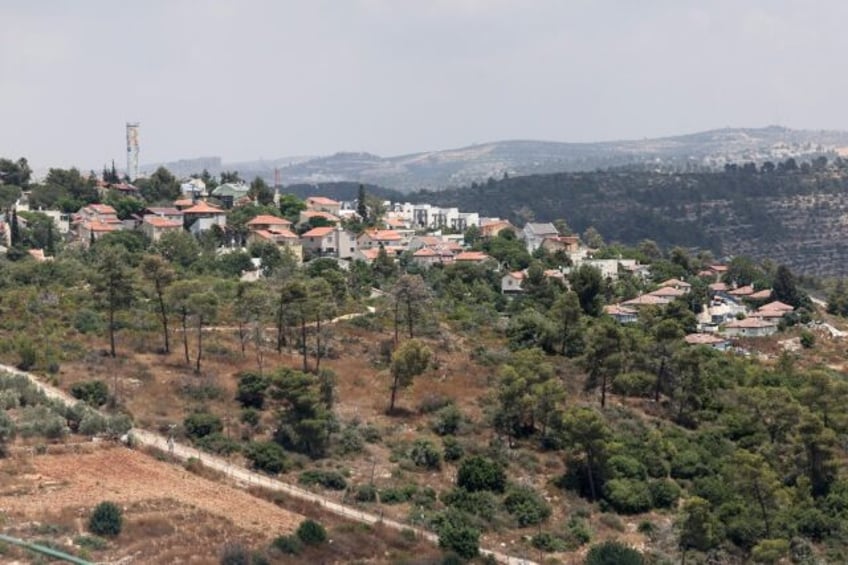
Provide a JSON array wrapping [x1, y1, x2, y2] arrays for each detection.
[[144, 126, 848, 192], [413, 163, 848, 277]]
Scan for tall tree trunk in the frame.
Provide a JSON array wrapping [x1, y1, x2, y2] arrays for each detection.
[[393, 300, 400, 345], [406, 297, 414, 338], [276, 294, 286, 352], [301, 315, 309, 373], [753, 483, 771, 537], [655, 357, 665, 402], [601, 373, 607, 408], [155, 282, 170, 353], [586, 452, 597, 500], [315, 315, 322, 371], [195, 315, 203, 374], [108, 304, 116, 358], [181, 310, 190, 365], [389, 373, 399, 412]]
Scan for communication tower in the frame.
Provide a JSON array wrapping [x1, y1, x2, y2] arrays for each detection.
[[126, 122, 140, 181]]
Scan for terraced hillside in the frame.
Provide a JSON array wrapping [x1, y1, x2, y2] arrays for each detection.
[[421, 166, 848, 277]]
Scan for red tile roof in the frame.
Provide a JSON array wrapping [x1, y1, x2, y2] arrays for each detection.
[[362, 229, 402, 241], [685, 333, 727, 345], [307, 196, 339, 206], [413, 247, 438, 257], [301, 226, 335, 237], [143, 216, 182, 228], [454, 251, 491, 262], [728, 285, 754, 296], [248, 214, 291, 226], [183, 201, 224, 214]]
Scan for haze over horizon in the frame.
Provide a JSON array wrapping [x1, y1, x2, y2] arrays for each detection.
[[3, 0, 848, 170]]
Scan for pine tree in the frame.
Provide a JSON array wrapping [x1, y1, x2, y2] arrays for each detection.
[[10, 209, 20, 246], [357, 184, 368, 222]]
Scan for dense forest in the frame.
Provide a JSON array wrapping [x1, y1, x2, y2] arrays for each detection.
[[415, 158, 848, 276]]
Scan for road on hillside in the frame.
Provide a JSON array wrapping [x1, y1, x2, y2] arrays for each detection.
[[0, 363, 536, 565]]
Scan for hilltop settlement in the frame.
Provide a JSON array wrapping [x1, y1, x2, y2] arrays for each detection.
[[1, 162, 848, 564]]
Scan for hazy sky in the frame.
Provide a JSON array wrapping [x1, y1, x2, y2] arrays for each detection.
[[2, 0, 848, 170]]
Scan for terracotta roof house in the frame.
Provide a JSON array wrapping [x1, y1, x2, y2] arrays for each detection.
[[501, 271, 526, 294], [247, 215, 292, 231], [249, 228, 303, 263], [141, 215, 183, 242], [622, 294, 671, 307], [454, 251, 492, 263], [708, 282, 729, 293], [759, 300, 794, 312], [541, 235, 580, 254], [648, 286, 686, 299], [659, 278, 692, 291], [306, 196, 341, 216], [297, 210, 340, 227], [684, 333, 730, 350], [479, 220, 516, 238], [183, 201, 227, 235], [357, 229, 403, 250], [748, 289, 773, 301], [174, 198, 196, 210], [728, 285, 755, 297], [79, 220, 120, 246], [605, 304, 638, 324], [723, 317, 777, 338], [412, 247, 442, 268], [353, 247, 382, 264]]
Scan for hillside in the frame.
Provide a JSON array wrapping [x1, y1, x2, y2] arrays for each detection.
[[145, 126, 848, 192], [418, 164, 848, 277]]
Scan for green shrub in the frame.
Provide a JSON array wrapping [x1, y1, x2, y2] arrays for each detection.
[[671, 449, 708, 479], [799, 330, 815, 349], [418, 393, 453, 414], [360, 423, 382, 443], [457, 456, 506, 493], [219, 541, 250, 565], [410, 439, 442, 470], [649, 479, 681, 509], [441, 488, 499, 520], [379, 485, 417, 504], [16, 339, 36, 371], [236, 372, 269, 409], [73, 309, 102, 334], [443, 437, 464, 462], [70, 380, 109, 407], [88, 501, 122, 537], [184, 412, 223, 439], [503, 485, 552, 526], [105, 413, 133, 438], [78, 411, 107, 436], [240, 408, 260, 426], [337, 426, 365, 455], [197, 432, 242, 456], [296, 520, 327, 545], [355, 483, 377, 503], [431, 405, 463, 436], [244, 441, 287, 474], [603, 479, 652, 514], [584, 540, 644, 565], [435, 509, 479, 560], [532, 531, 566, 552], [271, 535, 302, 555], [611, 371, 655, 398], [751, 538, 790, 564], [299, 469, 347, 490], [566, 516, 592, 547], [607, 455, 647, 480]]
